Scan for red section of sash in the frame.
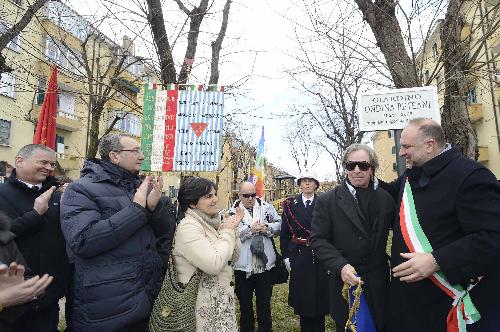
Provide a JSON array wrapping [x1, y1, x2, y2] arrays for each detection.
[[162, 89, 178, 172], [399, 199, 416, 253], [430, 275, 456, 298], [447, 305, 459, 332]]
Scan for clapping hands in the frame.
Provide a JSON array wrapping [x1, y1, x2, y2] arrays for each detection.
[[133, 176, 164, 212], [220, 207, 244, 230]]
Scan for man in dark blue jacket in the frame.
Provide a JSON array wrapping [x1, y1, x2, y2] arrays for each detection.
[[382, 118, 500, 332], [60, 133, 176, 332]]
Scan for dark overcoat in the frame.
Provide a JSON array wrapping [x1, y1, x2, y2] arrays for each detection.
[[60, 159, 176, 332], [381, 146, 500, 332], [0, 170, 70, 309], [280, 194, 329, 317], [310, 183, 396, 331]]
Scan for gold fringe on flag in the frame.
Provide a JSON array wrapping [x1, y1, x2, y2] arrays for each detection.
[[342, 282, 363, 332]]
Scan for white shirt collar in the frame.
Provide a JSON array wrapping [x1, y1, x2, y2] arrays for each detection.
[[18, 180, 42, 190], [302, 194, 314, 206]]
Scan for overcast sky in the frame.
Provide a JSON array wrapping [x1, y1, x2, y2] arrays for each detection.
[[64, 0, 443, 181]]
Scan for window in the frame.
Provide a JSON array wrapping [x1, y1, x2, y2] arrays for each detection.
[[45, 37, 84, 76], [0, 73, 15, 98], [168, 186, 178, 198], [58, 92, 75, 115], [0, 120, 11, 146], [56, 135, 65, 154], [466, 88, 477, 104], [387, 130, 392, 138], [36, 78, 46, 105], [432, 43, 438, 61], [0, 20, 21, 52], [108, 110, 141, 136], [391, 146, 396, 155], [392, 162, 398, 172]]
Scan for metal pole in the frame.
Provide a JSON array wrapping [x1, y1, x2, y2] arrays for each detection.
[[394, 129, 406, 176]]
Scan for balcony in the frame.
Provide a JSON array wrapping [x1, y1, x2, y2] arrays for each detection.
[[57, 153, 81, 171], [32, 108, 81, 132], [478, 146, 489, 162], [467, 103, 483, 123], [56, 111, 81, 131]]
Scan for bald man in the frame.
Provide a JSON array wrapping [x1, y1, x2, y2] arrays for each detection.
[[380, 118, 500, 332], [230, 182, 281, 332]]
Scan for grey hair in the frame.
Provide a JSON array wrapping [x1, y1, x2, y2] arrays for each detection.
[[98, 133, 134, 160], [341, 143, 379, 170], [16, 144, 55, 159], [407, 118, 445, 149]]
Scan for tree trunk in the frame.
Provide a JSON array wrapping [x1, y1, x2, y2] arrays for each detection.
[[440, 0, 478, 159], [145, 0, 177, 85], [353, 0, 419, 88], [0, 0, 48, 74], [177, 0, 210, 85], [87, 112, 102, 159]]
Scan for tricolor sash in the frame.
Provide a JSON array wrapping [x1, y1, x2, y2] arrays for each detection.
[[400, 179, 481, 332]]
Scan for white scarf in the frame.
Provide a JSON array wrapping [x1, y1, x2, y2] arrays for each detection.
[[237, 200, 262, 226], [237, 200, 266, 275]]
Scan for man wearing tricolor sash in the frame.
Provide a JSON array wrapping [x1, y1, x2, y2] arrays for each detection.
[[381, 119, 500, 332]]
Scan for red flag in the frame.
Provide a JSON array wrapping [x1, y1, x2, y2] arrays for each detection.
[[33, 66, 58, 149]]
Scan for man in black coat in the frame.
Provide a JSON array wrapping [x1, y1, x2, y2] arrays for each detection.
[[310, 144, 396, 331], [0, 144, 71, 331], [281, 170, 329, 332], [60, 133, 176, 332], [381, 118, 500, 332]]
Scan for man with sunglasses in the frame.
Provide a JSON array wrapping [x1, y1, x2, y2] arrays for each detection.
[[380, 118, 500, 332], [310, 144, 396, 331], [230, 182, 281, 332], [60, 133, 176, 332]]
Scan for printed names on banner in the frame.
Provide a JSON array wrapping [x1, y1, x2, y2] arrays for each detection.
[[140, 84, 224, 172], [173, 90, 223, 171]]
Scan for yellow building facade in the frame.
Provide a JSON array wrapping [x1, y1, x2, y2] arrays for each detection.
[[373, 0, 500, 180], [1, 1, 150, 180]]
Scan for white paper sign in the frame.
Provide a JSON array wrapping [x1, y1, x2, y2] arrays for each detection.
[[358, 86, 440, 131]]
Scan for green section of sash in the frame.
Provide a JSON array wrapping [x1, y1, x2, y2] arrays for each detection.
[[463, 293, 481, 322], [404, 181, 481, 326], [141, 84, 156, 171]]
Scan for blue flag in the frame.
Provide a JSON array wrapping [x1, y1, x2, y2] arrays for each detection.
[[346, 285, 376, 332]]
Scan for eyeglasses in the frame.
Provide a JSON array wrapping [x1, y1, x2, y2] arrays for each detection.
[[115, 149, 143, 154], [241, 193, 257, 199], [345, 161, 372, 171]]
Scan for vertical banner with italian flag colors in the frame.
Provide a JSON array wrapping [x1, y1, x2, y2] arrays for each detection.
[[249, 127, 265, 198], [140, 84, 224, 172]]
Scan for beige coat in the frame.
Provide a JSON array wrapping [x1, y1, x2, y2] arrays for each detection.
[[172, 209, 240, 332]]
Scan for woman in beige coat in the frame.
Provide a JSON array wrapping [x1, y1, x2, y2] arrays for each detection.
[[173, 177, 243, 331]]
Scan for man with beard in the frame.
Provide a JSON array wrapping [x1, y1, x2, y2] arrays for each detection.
[[381, 118, 500, 332]]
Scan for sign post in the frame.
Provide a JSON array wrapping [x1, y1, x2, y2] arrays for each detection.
[[358, 86, 440, 175]]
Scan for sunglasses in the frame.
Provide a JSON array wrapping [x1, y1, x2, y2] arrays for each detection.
[[241, 193, 257, 198], [345, 161, 372, 171]]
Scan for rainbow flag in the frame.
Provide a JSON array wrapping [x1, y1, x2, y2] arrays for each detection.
[[249, 127, 265, 198]]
